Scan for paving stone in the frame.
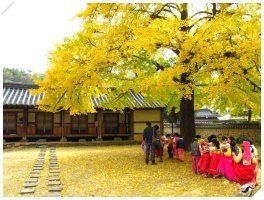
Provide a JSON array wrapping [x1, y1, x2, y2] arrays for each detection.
[[49, 177, 60, 181], [24, 183, 38, 187], [48, 187, 62, 192], [30, 171, 40, 174], [25, 178, 38, 183], [48, 194, 62, 197], [34, 164, 43, 167], [32, 167, 43, 170], [49, 167, 59, 170], [48, 181, 61, 186], [30, 174, 40, 178], [49, 173, 60, 177], [50, 162, 58, 165], [20, 188, 35, 194], [49, 169, 59, 173], [32, 169, 41, 172]]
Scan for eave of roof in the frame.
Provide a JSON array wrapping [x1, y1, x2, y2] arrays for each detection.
[[3, 82, 162, 109]]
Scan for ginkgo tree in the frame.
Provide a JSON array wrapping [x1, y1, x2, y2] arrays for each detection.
[[32, 3, 261, 146]]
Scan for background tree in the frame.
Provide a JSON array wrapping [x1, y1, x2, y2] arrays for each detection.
[[32, 3, 261, 147], [3, 67, 45, 84]]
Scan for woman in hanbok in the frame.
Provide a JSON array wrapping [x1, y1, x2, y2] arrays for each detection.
[[199, 140, 211, 177], [176, 134, 185, 161], [216, 136, 237, 181], [208, 139, 221, 178], [233, 141, 257, 197]]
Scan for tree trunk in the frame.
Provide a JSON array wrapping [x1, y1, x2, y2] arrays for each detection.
[[178, 4, 196, 150], [180, 93, 196, 150]]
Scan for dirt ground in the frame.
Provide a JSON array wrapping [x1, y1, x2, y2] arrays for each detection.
[[3, 144, 262, 197]]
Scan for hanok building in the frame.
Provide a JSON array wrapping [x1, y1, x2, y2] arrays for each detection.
[[3, 82, 164, 142]]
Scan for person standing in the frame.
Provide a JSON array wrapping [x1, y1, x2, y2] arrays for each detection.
[[176, 134, 186, 161], [208, 138, 221, 178], [233, 141, 258, 196], [190, 135, 201, 174], [216, 136, 237, 182], [143, 121, 157, 165], [154, 125, 163, 162], [167, 134, 174, 158]]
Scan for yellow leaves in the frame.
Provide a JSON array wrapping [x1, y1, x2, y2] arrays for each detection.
[[4, 145, 262, 197], [31, 3, 261, 117]]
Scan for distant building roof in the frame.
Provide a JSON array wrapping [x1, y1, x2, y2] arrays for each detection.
[[195, 108, 222, 119], [3, 82, 162, 109]]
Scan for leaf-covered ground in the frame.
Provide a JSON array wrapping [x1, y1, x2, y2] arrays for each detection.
[[3, 145, 261, 197]]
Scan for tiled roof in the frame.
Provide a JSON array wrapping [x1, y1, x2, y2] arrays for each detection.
[[3, 82, 162, 108], [195, 108, 221, 118]]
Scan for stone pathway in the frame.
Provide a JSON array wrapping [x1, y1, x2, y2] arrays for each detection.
[[20, 145, 63, 197], [48, 146, 62, 197], [20, 146, 47, 195]]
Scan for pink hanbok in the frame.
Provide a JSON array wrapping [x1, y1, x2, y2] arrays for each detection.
[[173, 136, 179, 159], [217, 152, 237, 182]]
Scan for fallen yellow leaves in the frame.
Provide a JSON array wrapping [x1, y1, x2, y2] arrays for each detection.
[[3, 145, 261, 197]]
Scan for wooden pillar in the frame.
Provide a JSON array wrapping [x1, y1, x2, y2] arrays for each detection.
[[96, 111, 103, 141], [21, 108, 28, 142], [129, 110, 134, 140], [60, 110, 67, 142], [160, 108, 164, 135]]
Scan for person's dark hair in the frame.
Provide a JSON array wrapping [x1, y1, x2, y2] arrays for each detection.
[[211, 134, 217, 139], [222, 136, 227, 141], [211, 138, 220, 149], [230, 140, 239, 154], [230, 140, 236, 147], [196, 135, 201, 139], [179, 134, 183, 138], [146, 121, 151, 126], [153, 125, 159, 130], [245, 138, 254, 145], [207, 135, 213, 143], [175, 132, 179, 137], [229, 136, 235, 141]]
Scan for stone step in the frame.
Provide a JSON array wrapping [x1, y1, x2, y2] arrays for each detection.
[[32, 167, 43, 171], [20, 188, 35, 194], [48, 181, 61, 186], [49, 173, 60, 177], [48, 194, 62, 197], [49, 177, 60, 181], [24, 183, 38, 187], [49, 170, 59, 173], [25, 178, 38, 183], [30, 171, 40, 174], [49, 167, 59, 170], [48, 187, 62, 192], [30, 174, 40, 178]]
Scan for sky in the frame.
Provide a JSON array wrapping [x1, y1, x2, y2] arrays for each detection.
[[0, 0, 87, 73]]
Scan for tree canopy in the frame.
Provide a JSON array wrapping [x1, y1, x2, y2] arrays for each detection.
[[32, 3, 261, 119]]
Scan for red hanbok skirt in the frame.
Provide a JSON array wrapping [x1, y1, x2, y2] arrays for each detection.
[[208, 152, 221, 176], [234, 162, 257, 185], [199, 152, 211, 174], [177, 148, 185, 161]]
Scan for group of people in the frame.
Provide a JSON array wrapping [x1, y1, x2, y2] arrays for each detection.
[[141, 121, 259, 197], [142, 121, 186, 164], [190, 134, 258, 196]]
